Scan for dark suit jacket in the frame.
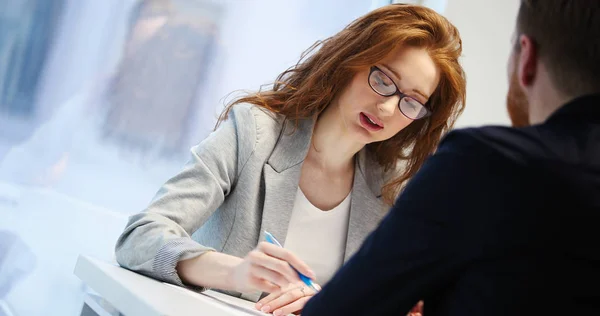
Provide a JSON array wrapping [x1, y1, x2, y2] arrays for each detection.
[[303, 94, 600, 315]]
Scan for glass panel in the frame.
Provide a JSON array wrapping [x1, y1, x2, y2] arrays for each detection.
[[0, 1, 373, 315]]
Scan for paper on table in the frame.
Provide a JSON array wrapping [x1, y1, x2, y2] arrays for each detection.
[[162, 283, 267, 316]]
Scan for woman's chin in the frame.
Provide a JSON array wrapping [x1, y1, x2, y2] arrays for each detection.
[[351, 124, 379, 145]]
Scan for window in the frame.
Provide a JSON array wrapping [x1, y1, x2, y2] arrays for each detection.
[[0, 0, 64, 117], [0, 1, 377, 315], [102, 0, 223, 155]]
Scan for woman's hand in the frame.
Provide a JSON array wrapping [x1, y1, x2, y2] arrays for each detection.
[[228, 242, 316, 294], [255, 281, 321, 315]]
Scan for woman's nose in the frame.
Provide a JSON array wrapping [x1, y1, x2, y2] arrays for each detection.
[[377, 95, 399, 117]]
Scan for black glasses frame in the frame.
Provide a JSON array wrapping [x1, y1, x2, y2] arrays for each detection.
[[368, 66, 432, 120]]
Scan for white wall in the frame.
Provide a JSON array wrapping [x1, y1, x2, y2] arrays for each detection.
[[443, 0, 521, 128]]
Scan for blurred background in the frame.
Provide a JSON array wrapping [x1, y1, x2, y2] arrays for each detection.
[[0, 0, 518, 315]]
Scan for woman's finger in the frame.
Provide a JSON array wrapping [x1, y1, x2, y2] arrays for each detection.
[[247, 250, 299, 284], [256, 286, 286, 310], [264, 286, 308, 312], [256, 292, 280, 308], [272, 295, 311, 316], [258, 242, 316, 280]]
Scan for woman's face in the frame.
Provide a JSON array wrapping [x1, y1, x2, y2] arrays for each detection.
[[335, 46, 440, 144]]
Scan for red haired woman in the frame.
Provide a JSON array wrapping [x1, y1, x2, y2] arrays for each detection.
[[116, 4, 465, 315]]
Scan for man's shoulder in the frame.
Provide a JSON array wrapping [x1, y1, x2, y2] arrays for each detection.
[[437, 125, 549, 165]]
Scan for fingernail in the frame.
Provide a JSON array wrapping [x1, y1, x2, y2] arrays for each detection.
[[273, 310, 283, 316], [255, 303, 262, 309], [261, 305, 271, 313], [308, 270, 316, 278]]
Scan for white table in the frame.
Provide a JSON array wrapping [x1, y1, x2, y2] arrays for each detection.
[[74, 255, 268, 316]]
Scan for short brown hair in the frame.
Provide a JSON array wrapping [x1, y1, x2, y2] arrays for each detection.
[[516, 0, 600, 96]]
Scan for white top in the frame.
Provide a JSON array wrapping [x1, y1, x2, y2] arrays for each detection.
[[283, 188, 352, 285]]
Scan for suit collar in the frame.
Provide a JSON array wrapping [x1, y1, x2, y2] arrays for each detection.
[[546, 94, 600, 125]]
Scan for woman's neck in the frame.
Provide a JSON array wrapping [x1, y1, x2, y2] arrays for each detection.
[[308, 104, 364, 174]]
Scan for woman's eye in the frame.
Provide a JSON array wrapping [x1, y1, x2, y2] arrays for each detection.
[[376, 73, 394, 87]]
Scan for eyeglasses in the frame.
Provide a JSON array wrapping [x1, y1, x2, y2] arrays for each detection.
[[368, 66, 431, 120]]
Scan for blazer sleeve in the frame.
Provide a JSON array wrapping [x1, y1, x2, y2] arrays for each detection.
[[114, 105, 257, 289]]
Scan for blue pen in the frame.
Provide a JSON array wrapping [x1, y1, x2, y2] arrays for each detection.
[[264, 231, 319, 292]]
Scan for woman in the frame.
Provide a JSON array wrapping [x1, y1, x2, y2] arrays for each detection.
[[116, 4, 465, 315]]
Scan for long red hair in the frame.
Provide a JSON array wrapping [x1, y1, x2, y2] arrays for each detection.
[[217, 4, 466, 205]]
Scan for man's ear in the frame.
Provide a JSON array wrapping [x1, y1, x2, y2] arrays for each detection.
[[517, 34, 538, 89]]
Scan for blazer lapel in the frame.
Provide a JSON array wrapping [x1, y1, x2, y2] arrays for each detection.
[[259, 117, 387, 261], [260, 118, 314, 245], [344, 149, 387, 262]]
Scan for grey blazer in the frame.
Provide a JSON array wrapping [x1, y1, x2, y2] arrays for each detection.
[[115, 103, 389, 299]]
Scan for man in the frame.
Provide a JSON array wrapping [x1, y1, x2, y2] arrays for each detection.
[[303, 1, 600, 315]]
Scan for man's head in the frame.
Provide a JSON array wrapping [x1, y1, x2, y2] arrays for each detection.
[[507, 0, 600, 127]]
